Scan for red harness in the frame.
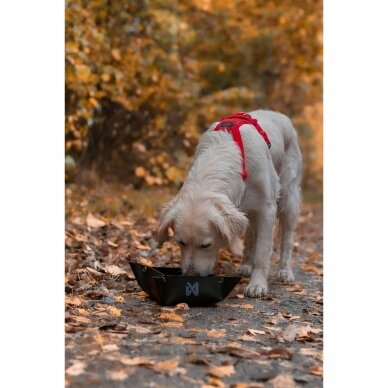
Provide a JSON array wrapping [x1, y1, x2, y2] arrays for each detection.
[[213, 112, 271, 180]]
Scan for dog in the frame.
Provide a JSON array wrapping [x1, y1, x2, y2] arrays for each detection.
[[158, 110, 302, 297]]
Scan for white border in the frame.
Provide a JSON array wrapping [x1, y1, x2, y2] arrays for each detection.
[[325, 0, 388, 386], [0, 1, 64, 387]]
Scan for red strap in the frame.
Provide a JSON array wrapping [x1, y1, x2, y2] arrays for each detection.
[[213, 112, 271, 180]]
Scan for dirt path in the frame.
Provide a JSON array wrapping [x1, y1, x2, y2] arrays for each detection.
[[65, 185, 323, 387]]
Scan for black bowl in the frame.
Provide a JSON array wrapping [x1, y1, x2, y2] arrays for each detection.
[[129, 261, 241, 306]]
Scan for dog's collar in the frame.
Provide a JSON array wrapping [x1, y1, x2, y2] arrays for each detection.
[[213, 112, 271, 180]]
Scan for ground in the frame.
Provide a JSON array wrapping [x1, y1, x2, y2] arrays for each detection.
[[65, 183, 323, 387]]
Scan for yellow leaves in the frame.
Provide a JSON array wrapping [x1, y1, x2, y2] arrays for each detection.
[[111, 48, 122, 61], [138, 258, 152, 267], [135, 166, 146, 177], [75, 64, 92, 82], [206, 364, 235, 378], [109, 306, 121, 317], [115, 295, 125, 303], [89, 97, 99, 108], [160, 312, 184, 322], [165, 166, 183, 182], [101, 73, 111, 82]]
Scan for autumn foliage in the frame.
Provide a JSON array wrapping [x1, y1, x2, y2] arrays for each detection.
[[65, 0, 322, 192]]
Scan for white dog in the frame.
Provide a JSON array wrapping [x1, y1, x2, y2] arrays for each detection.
[[158, 110, 302, 297]]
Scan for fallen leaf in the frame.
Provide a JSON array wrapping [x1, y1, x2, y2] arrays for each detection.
[[115, 295, 125, 303], [238, 335, 263, 343], [283, 324, 313, 342], [309, 365, 323, 377], [240, 304, 254, 309], [247, 329, 266, 336], [207, 376, 225, 387], [266, 347, 293, 360], [120, 356, 154, 367], [152, 358, 180, 375], [160, 312, 184, 322], [206, 329, 225, 338], [66, 360, 86, 376], [138, 258, 152, 266], [207, 364, 235, 378], [106, 368, 133, 381], [109, 306, 121, 317], [175, 303, 190, 310], [268, 374, 296, 388], [170, 337, 197, 345], [137, 244, 151, 250], [227, 344, 261, 360], [161, 322, 184, 329], [105, 265, 127, 277], [65, 295, 83, 306], [86, 213, 106, 228]]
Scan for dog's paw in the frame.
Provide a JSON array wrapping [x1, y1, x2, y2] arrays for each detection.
[[237, 264, 252, 276], [245, 281, 268, 298], [277, 267, 295, 283]]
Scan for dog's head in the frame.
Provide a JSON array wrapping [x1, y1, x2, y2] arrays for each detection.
[[158, 195, 248, 275]]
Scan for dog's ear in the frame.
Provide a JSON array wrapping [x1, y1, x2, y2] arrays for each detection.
[[211, 197, 248, 256], [157, 197, 179, 247]]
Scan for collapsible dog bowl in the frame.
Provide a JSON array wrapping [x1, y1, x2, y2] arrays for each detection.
[[129, 261, 241, 306]]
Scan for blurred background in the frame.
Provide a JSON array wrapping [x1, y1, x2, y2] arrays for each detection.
[[65, 0, 322, 200]]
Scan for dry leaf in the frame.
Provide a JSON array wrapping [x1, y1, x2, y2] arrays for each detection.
[[207, 377, 225, 387], [106, 368, 133, 381], [238, 335, 263, 343], [175, 303, 190, 310], [138, 258, 152, 266], [109, 306, 121, 317], [135, 166, 146, 177], [86, 213, 106, 228], [160, 312, 184, 322], [207, 364, 235, 378], [206, 329, 226, 338], [247, 329, 266, 336], [152, 358, 179, 375], [283, 324, 313, 342], [309, 365, 323, 377], [227, 345, 261, 360], [120, 356, 154, 367], [269, 374, 296, 388], [137, 244, 151, 250], [105, 265, 126, 277], [66, 360, 86, 376], [266, 347, 293, 360], [65, 295, 83, 306], [162, 321, 184, 329], [115, 295, 125, 303], [170, 337, 197, 345]]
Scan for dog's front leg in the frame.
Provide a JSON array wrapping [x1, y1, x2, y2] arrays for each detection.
[[239, 211, 257, 276], [245, 203, 277, 297]]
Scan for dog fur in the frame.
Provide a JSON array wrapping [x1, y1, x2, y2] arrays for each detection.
[[158, 110, 302, 297]]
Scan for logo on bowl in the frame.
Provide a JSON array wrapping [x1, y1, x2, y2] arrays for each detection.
[[186, 282, 199, 296]]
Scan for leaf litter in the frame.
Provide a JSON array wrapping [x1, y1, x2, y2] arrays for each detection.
[[65, 184, 323, 386]]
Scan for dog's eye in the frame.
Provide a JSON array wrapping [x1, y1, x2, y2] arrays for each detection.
[[200, 243, 211, 249], [178, 240, 186, 247]]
